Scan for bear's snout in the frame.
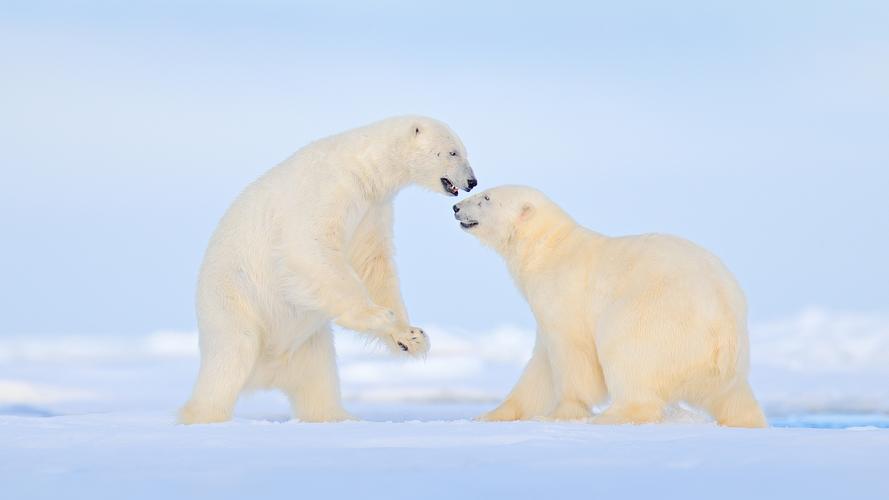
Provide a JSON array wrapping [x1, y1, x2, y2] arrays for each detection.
[[467, 178, 478, 190]]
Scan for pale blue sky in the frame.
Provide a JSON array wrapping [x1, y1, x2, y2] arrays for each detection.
[[1, 0, 887, 335]]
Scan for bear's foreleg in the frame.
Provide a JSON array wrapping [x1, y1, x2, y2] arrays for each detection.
[[283, 249, 398, 331], [289, 254, 427, 357], [478, 338, 555, 421], [349, 204, 410, 324], [540, 323, 607, 422], [346, 204, 429, 357]]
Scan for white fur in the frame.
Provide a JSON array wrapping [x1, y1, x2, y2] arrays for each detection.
[[180, 116, 476, 424], [454, 186, 767, 428]]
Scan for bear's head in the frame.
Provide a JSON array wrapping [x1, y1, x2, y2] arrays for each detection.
[[452, 185, 559, 251], [404, 117, 477, 197]]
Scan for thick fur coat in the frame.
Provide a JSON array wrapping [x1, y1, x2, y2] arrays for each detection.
[[454, 186, 767, 427], [180, 116, 476, 424]]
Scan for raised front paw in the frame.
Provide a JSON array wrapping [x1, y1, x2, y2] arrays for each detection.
[[390, 326, 429, 357]]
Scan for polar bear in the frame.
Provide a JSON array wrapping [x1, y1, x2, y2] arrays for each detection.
[[180, 116, 477, 424], [453, 186, 767, 427]]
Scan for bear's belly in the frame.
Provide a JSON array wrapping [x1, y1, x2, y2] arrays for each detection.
[[261, 302, 328, 346]]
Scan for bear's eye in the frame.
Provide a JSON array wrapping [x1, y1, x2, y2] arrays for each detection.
[[449, 151, 458, 157], [484, 195, 490, 201]]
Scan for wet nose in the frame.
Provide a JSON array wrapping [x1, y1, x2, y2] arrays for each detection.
[[453, 205, 460, 213], [467, 178, 478, 190]]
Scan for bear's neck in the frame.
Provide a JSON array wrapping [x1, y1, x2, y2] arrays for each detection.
[[362, 163, 411, 202], [504, 217, 601, 284], [352, 139, 413, 202]]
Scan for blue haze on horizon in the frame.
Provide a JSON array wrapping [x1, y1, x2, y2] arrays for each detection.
[[1, 0, 887, 336]]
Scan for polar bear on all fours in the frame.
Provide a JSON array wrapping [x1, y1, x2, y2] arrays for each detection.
[[454, 186, 767, 428], [180, 116, 477, 424]]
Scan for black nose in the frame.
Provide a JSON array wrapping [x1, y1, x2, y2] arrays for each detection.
[[453, 205, 460, 213], [467, 178, 478, 190]]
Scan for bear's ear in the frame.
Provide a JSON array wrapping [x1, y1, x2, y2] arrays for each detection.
[[519, 202, 535, 221]]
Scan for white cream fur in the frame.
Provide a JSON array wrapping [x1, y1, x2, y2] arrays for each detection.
[[180, 116, 476, 424], [454, 186, 767, 427]]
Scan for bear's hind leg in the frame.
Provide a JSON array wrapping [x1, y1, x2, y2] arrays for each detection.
[[278, 326, 355, 423], [704, 381, 767, 428], [179, 319, 260, 424]]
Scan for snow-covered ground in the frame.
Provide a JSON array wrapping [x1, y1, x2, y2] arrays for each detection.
[[5, 410, 889, 500], [2, 307, 889, 499]]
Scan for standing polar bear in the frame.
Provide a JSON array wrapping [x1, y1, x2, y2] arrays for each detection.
[[454, 186, 766, 427], [180, 116, 477, 424]]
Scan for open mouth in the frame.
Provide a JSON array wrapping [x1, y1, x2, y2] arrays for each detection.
[[440, 178, 459, 196], [459, 221, 478, 229]]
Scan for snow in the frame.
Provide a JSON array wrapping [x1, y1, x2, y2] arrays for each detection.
[[3, 308, 888, 416], [4, 410, 889, 500], [2, 308, 889, 498]]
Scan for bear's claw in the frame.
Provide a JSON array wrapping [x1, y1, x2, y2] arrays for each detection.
[[390, 327, 429, 357]]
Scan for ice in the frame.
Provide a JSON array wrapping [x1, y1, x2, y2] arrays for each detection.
[[3, 411, 888, 500], [2, 309, 889, 499]]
